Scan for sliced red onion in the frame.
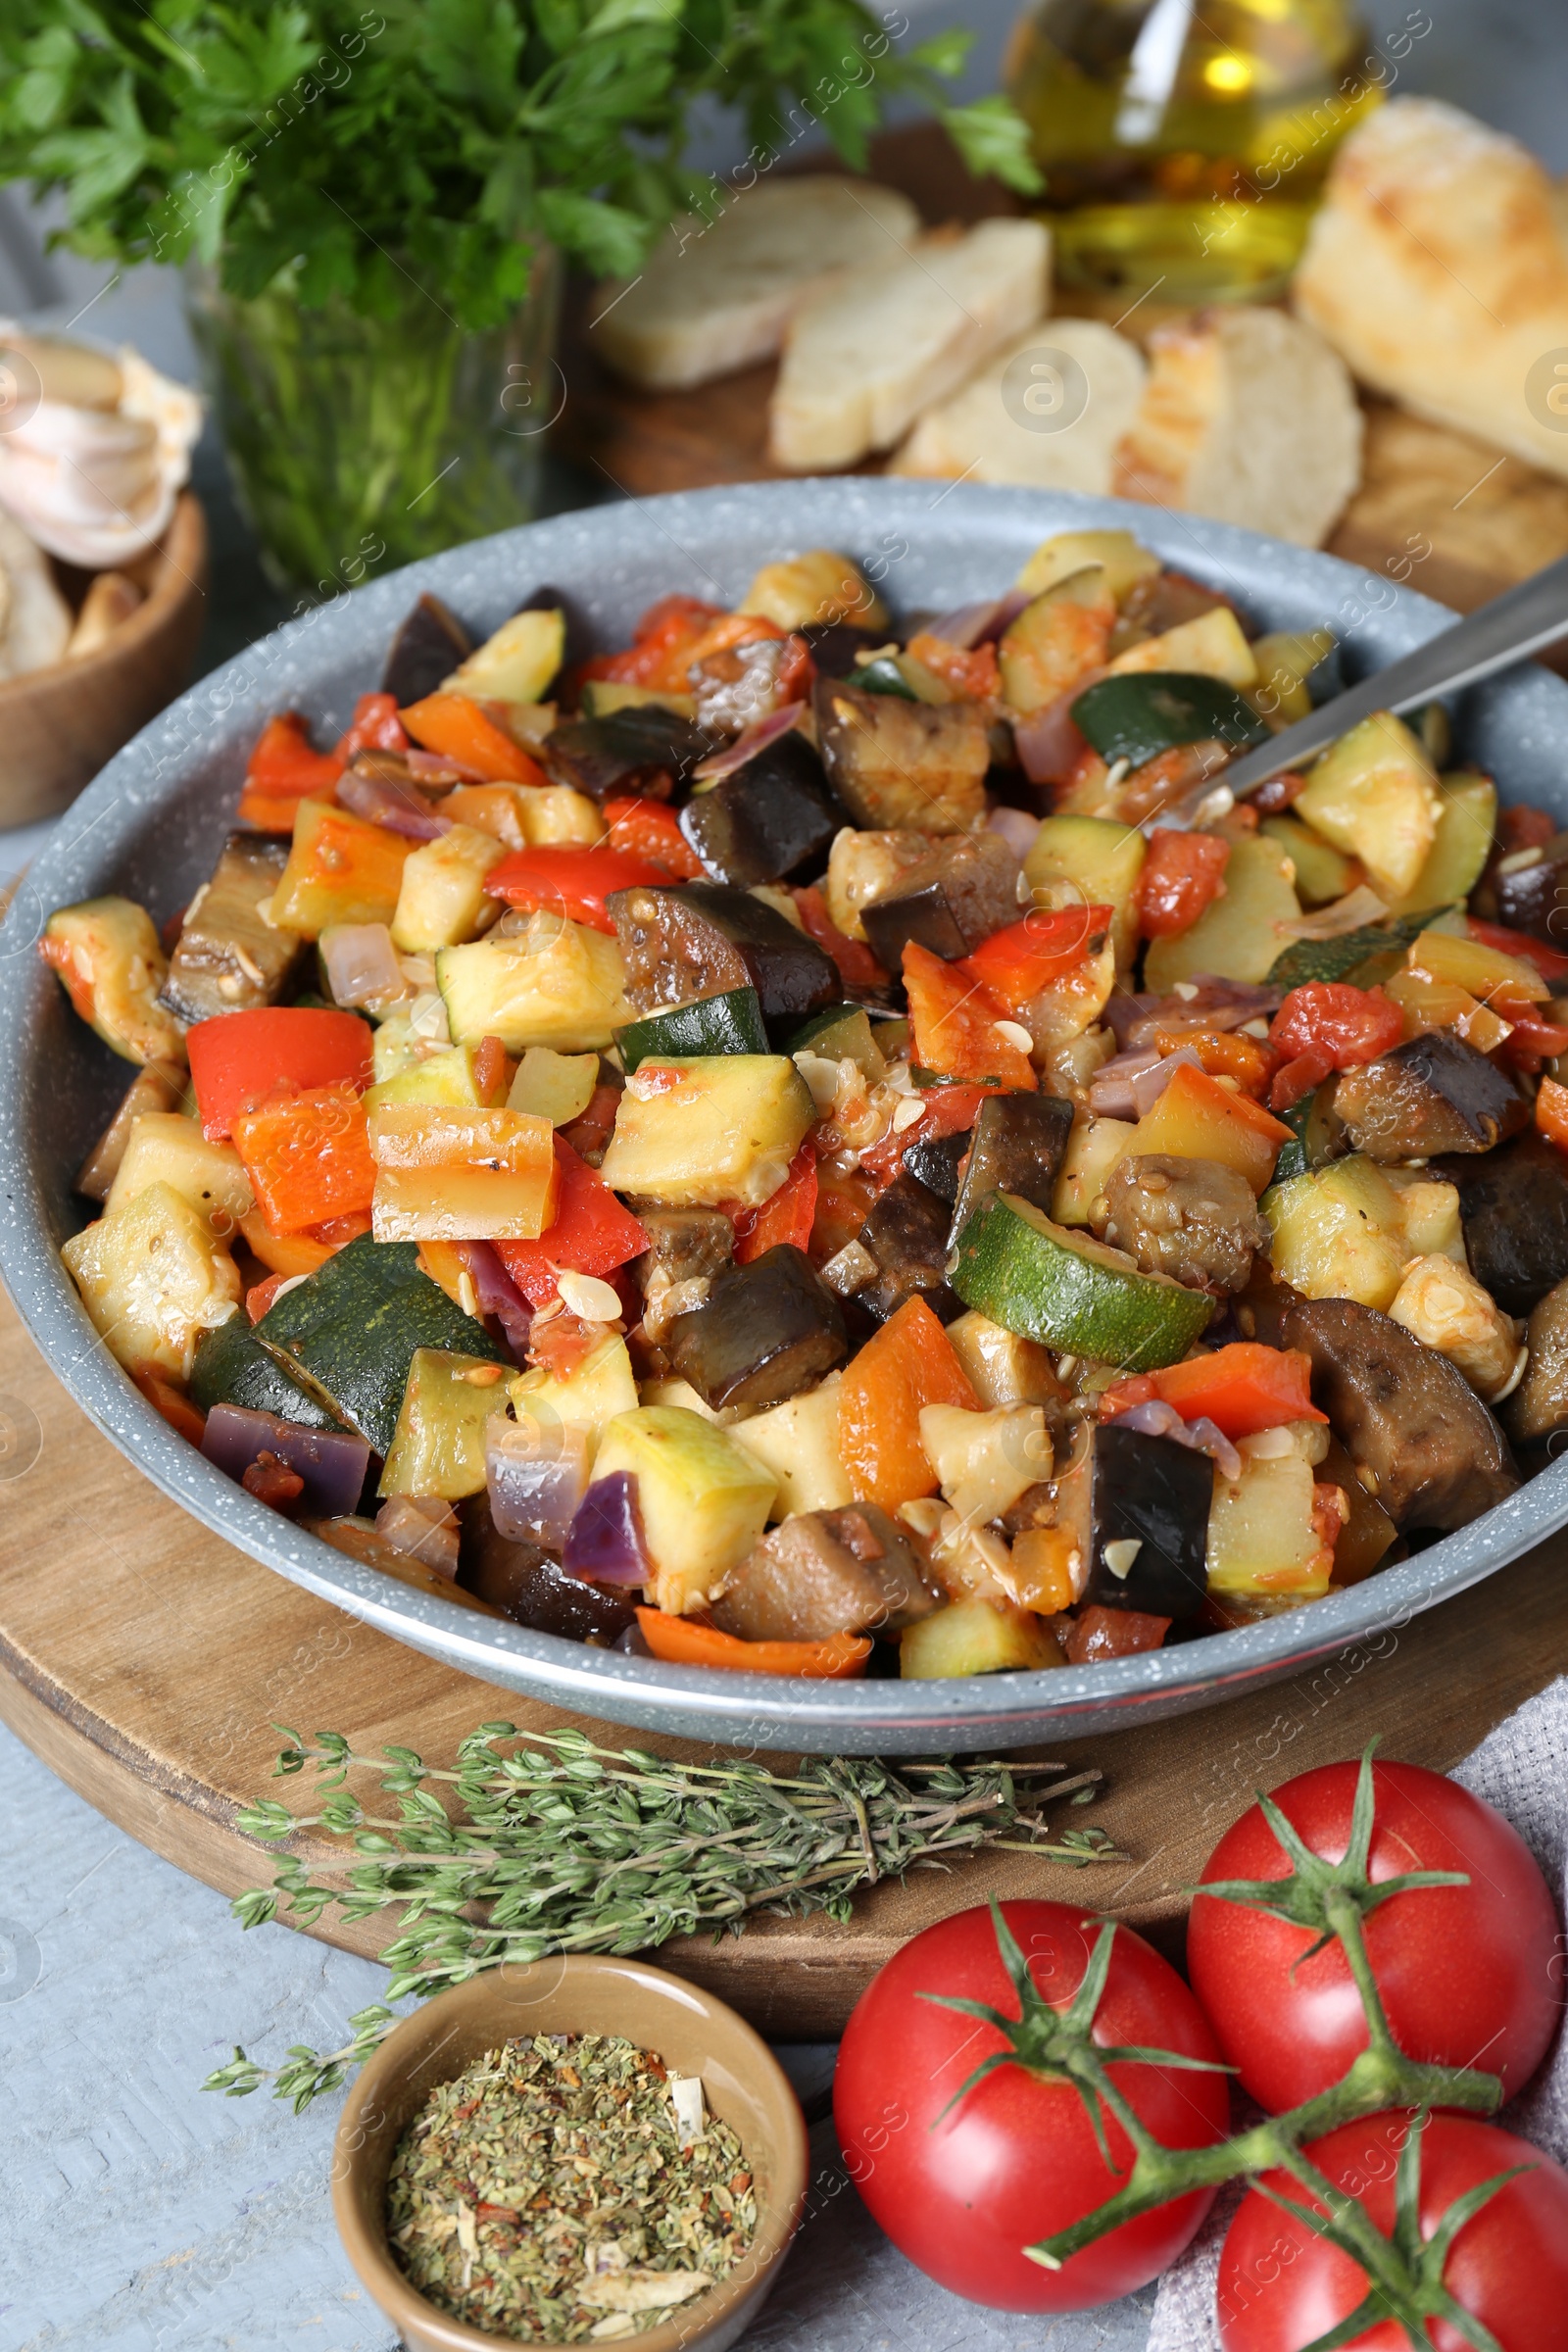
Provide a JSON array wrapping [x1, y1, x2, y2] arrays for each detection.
[[1106, 979, 1282, 1051], [1011, 689, 1090, 786], [690, 703, 803, 782], [1108, 1398, 1242, 1482], [456, 1240, 533, 1359], [374, 1494, 460, 1578], [563, 1471, 651, 1585], [405, 748, 484, 786], [320, 922, 407, 1010], [986, 806, 1041, 858], [337, 762, 451, 839], [202, 1404, 369, 1516], [487, 1410, 592, 1547], [925, 590, 1030, 649], [1088, 1046, 1161, 1119], [1129, 1044, 1207, 1118]]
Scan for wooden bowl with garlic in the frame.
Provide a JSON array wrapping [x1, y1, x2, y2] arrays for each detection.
[[0, 330, 208, 829]]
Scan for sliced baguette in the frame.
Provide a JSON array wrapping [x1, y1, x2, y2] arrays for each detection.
[[768, 218, 1052, 472], [890, 317, 1147, 491], [1112, 305, 1363, 548], [1293, 97, 1568, 482], [593, 177, 920, 393]]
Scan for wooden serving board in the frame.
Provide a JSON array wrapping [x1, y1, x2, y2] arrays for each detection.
[[4, 1277, 1568, 2036], [557, 123, 1568, 651]]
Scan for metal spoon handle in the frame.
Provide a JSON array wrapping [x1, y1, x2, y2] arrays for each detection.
[[1223, 550, 1568, 800]]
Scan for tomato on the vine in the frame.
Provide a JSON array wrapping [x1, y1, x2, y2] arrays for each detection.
[[1218, 2111, 1568, 2351], [833, 1899, 1230, 2312], [1188, 1758, 1560, 2114]]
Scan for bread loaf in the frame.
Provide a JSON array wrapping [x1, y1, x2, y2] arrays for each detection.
[[593, 177, 920, 393], [1293, 97, 1568, 482], [890, 316, 1146, 491], [768, 219, 1051, 471], [1112, 305, 1363, 548]]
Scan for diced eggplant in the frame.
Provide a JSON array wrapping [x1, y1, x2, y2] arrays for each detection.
[[158, 834, 303, 1024], [74, 1057, 186, 1200], [1281, 1295, 1518, 1529], [860, 883, 969, 967], [949, 1094, 1075, 1239], [607, 882, 837, 1027], [544, 707, 713, 802], [681, 883, 838, 1025], [1092, 1152, 1266, 1294], [860, 832, 1022, 966], [1491, 830, 1568, 942], [663, 1244, 847, 1412], [1053, 1421, 1210, 1620], [1505, 1276, 1568, 1460], [633, 1206, 736, 1294], [902, 1126, 972, 1202], [712, 1503, 936, 1642], [1333, 1031, 1528, 1161], [802, 620, 890, 677], [1437, 1133, 1568, 1317], [382, 592, 473, 705], [680, 732, 844, 887], [857, 1170, 961, 1323], [812, 677, 989, 835], [456, 1489, 637, 1640]]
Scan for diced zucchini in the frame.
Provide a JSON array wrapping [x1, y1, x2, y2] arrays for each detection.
[[591, 1406, 776, 1614], [1387, 771, 1497, 916], [579, 681, 698, 720], [999, 569, 1114, 713], [1023, 813, 1147, 969], [514, 1336, 641, 1453], [1070, 672, 1267, 773], [951, 1191, 1213, 1372], [364, 1042, 491, 1112], [190, 1313, 346, 1428], [615, 986, 769, 1073], [738, 549, 885, 633], [368, 1102, 559, 1242], [63, 1180, 242, 1379], [728, 1374, 854, 1516], [1266, 906, 1438, 991], [944, 1310, 1063, 1409], [507, 1046, 600, 1125], [782, 1003, 887, 1081], [1103, 606, 1258, 688], [380, 1348, 523, 1499], [1016, 529, 1159, 603], [1052, 1116, 1135, 1226], [1145, 834, 1300, 990], [600, 1054, 814, 1208], [436, 911, 634, 1053], [1206, 1430, 1333, 1599], [637, 1376, 720, 1422], [372, 1016, 429, 1084], [1263, 1154, 1408, 1309], [443, 608, 564, 704], [445, 783, 607, 852], [105, 1112, 254, 1231], [1244, 628, 1335, 726], [42, 897, 187, 1066], [1122, 1061, 1287, 1196], [267, 800, 413, 937], [900, 1597, 1062, 1678], [390, 824, 506, 954], [1260, 812, 1359, 907], [919, 1401, 1051, 1523], [1294, 712, 1442, 902]]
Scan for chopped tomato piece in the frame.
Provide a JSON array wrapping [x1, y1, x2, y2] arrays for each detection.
[[582, 594, 725, 694], [561, 1082, 622, 1166], [1497, 1015, 1568, 1071], [903, 940, 1036, 1090], [837, 1295, 980, 1512], [906, 632, 1001, 702], [634, 1608, 870, 1678], [1267, 983, 1402, 1110], [1468, 918, 1568, 984], [400, 693, 550, 786], [1270, 1046, 1335, 1111], [242, 1451, 306, 1510], [495, 1139, 651, 1305], [730, 1143, 817, 1264], [1103, 1343, 1326, 1439], [602, 796, 705, 879], [333, 691, 407, 762], [1135, 831, 1231, 937], [793, 884, 888, 995], [188, 1006, 373, 1141], [809, 1161, 876, 1261], [960, 907, 1111, 1014], [858, 1081, 993, 1190], [232, 1085, 377, 1235], [482, 844, 671, 934], [528, 1308, 607, 1379], [245, 1271, 292, 1324], [1152, 1025, 1276, 1097], [1538, 1076, 1568, 1152], [129, 1363, 207, 1446], [471, 1033, 513, 1104]]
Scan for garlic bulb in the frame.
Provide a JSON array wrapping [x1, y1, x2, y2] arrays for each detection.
[[0, 330, 202, 569], [0, 509, 70, 679]]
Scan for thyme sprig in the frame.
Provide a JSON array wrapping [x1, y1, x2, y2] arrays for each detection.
[[205, 1722, 1117, 2113]]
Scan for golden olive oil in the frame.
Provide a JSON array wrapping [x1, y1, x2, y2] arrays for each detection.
[[1005, 0, 1385, 307]]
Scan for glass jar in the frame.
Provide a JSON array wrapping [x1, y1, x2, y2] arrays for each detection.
[[185, 248, 561, 598], [1005, 0, 1383, 308]]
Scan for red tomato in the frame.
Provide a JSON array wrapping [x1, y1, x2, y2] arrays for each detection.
[[1267, 983, 1403, 1111], [1218, 2113, 1568, 2351], [1187, 1758, 1561, 2115], [834, 1900, 1229, 2311], [1135, 830, 1231, 937], [187, 1006, 373, 1141], [601, 796, 704, 879]]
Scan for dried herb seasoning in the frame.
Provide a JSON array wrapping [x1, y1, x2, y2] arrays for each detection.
[[386, 2031, 758, 2343]]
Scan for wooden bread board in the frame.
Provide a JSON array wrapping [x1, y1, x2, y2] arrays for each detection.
[[4, 1274, 1568, 2036]]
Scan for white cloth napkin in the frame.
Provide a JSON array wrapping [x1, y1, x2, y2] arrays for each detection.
[[1148, 1676, 1568, 2351]]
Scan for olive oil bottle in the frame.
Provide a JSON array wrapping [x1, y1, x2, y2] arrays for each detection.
[[1005, 0, 1384, 307]]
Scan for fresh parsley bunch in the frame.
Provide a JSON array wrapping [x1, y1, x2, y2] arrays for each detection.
[[0, 0, 1042, 329]]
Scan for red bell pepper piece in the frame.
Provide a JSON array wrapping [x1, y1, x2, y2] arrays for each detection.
[[793, 885, 888, 996], [580, 595, 726, 694], [232, 1084, 377, 1235], [634, 1608, 870, 1678], [333, 691, 408, 762], [188, 1006, 374, 1142], [602, 796, 705, 879], [959, 906, 1112, 1014], [482, 844, 672, 934], [495, 1139, 651, 1305], [236, 711, 344, 828], [904, 941, 1036, 1090], [729, 1142, 817, 1264], [1468, 918, 1568, 984], [858, 1080, 994, 1190], [1103, 1343, 1326, 1440], [1135, 831, 1231, 938], [400, 694, 550, 786], [1267, 982, 1403, 1110]]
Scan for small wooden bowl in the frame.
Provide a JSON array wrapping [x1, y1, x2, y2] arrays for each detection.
[[0, 492, 208, 829], [331, 1959, 809, 2352]]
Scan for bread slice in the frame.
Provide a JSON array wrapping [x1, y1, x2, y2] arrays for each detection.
[[592, 177, 920, 393], [1112, 305, 1363, 548], [890, 317, 1146, 492], [768, 219, 1052, 471], [1293, 98, 1568, 484]]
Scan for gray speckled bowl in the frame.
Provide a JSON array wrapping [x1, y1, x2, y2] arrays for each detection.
[[3, 480, 1566, 1753]]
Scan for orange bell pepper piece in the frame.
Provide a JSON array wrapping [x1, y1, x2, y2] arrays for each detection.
[[904, 940, 1037, 1090], [236, 711, 345, 827], [634, 1608, 870, 1678], [130, 1362, 207, 1446], [1468, 918, 1568, 985], [959, 908, 1111, 1015], [1103, 1343, 1326, 1441], [837, 1295, 981, 1512], [400, 693, 550, 786], [233, 1085, 377, 1235], [1538, 1075, 1568, 1152], [236, 1209, 335, 1279]]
